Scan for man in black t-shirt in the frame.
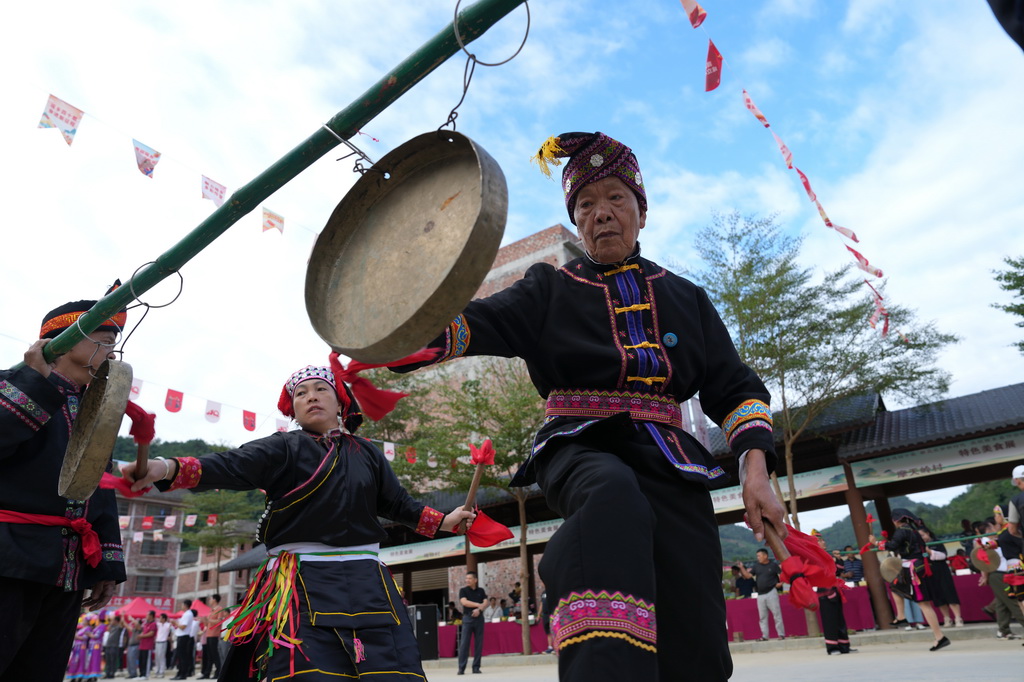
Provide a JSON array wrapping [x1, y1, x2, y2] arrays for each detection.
[[738, 549, 786, 641], [457, 571, 487, 674]]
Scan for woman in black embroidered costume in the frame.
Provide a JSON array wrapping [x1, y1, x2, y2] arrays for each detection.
[[870, 508, 950, 651], [122, 362, 474, 681], [394, 132, 786, 682]]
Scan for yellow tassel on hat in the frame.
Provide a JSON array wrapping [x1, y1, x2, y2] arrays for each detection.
[[531, 136, 565, 178]]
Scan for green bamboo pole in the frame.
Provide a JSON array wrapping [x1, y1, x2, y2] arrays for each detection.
[[19, 0, 524, 367]]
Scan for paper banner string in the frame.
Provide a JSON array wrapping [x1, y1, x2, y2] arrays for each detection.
[[685, 6, 899, 334], [205, 400, 222, 423], [38, 94, 83, 145]]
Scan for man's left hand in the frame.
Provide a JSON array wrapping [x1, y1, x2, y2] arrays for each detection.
[[82, 580, 115, 610]]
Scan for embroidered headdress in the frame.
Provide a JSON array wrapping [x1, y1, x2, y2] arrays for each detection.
[[277, 363, 363, 434], [40, 281, 127, 339], [532, 131, 647, 225]]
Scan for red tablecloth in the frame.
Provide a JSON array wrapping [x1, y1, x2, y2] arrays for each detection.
[[726, 573, 998, 641], [437, 622, 549, 658]]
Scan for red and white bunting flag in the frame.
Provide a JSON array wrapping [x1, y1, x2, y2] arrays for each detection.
[[794, 167, 816, 202], [679, 0, 707, 28], [205, 400, 221, 423], [130, 378, 143, 398], [165, 389, 183, 413], [742, 90, 770, 128], [427, 453, 438, 468], [383, 442, 396, 461], [207, 514, 218, 527], [119, 515, 130, 530], [863, 279, 884, 302], [275, 419, 288, 432], [705, 40, 723, 92], [141, 516, 154, 530], [163, 515, 176, 529], [132, 139, 162, 178], [868, 300, 890, 336], [201, 175, 227, 207], [38, 94, 84, 146], [185, 514, 197, 527], [153, 530, 164, 542], [815, 199, 833, 226], [405, 446, 418, 464], [242, 410, 256, 431], [771, 131, 793, 168], [830, 223, 859, 242], [846, 245, 883, 278], [898, 331, 911, 343], [262, 208, 284, 234], [133, 531, 144, 543]]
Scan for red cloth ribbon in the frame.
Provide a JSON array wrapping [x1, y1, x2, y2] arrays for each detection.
[[328, 349, 439, 421], [466, 509, 514, 548], [99, 472, 149, 498], [468, 439, 495, 466], [774, 524, 847, 611], [0, 509, 102, 567], [124, 400, 156, 444], [779, 556, 820, 610], [977, 548, 990, 564], [1003, 573, 1024, 585], [865, 513, 875, 525]]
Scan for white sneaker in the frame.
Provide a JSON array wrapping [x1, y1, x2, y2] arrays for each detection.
[[915, 623, 928, 630]]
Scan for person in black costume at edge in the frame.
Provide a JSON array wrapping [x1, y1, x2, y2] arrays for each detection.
[[811, 530, 855, 655], [394, 131, 786, 682]]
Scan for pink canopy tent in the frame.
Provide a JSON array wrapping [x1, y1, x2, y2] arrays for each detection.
[[169, 598, 211, 620], [116, 597, 159, 620]]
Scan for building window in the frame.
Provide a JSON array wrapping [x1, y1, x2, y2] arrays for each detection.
[[136, 576, 164, 593], [201, 570, 210, 583], [146, 504, 170, 518], [117, 499, 130, 516], [140, 540, 167, 556]]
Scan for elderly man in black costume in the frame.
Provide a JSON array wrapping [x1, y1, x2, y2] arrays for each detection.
[[396, 131, 785, 682]]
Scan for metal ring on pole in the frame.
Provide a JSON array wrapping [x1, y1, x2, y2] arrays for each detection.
[[452, 0, 530, 67], [128, 261, 184, 309]]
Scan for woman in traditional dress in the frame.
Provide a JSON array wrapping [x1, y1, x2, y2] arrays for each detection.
[[66, 615, 89, 679], [918, 527, 964, 627], [122, 359, 473, 681], [870, 509, 950, 651], [83, 613, 105, 679]]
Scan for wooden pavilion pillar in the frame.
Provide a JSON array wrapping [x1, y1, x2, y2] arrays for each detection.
[[875, 496, 895, 537], [843, 462, 893, 629]]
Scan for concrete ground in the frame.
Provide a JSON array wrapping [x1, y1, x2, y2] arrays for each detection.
[[421, 622, 1024, 681]]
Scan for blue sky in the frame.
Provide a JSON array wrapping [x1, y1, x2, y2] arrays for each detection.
[[2, 1, 1022, 527]]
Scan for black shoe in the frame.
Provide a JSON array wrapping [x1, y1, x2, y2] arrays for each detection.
[[930, 636, 951, 652], [457, 672, 465, 676], [840, 648, 858, 654], [890, 619, 907, 626], [473, 671, 482, 674]]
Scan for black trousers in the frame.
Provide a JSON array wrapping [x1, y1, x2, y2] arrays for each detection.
[[176, 635, 195, 677], [818, 588, 850, 653], [103, 645, 121, 677], [201, 638, 221, 677], [0, 576, 83, 682], [457, 617, 485, 673], [535, 428, 731, 682]]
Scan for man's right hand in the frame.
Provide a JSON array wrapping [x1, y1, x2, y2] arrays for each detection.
[[24, 339, 53, 378]]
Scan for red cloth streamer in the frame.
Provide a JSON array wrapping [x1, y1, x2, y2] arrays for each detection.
[[865, 513, 875, 525], [774, 524, 847, 611], [99, 472, 149, 498], [1003, 573, 1024, 585], [328, 348, 439, 421], [468, 439, 495, 465], [466, 509, 514, 548], [124, 400, 156, 444], [705, 40, 723, 91], [0, 510, 102, 567], [977, 548, 990, 564], [779, 556, 820, 610]]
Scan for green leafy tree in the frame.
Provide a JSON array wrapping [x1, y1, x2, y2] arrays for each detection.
[[993, 255, 1024, 355], [179, 488, 264, 591], [688, 212, 959, 530], [396, 357, 546, 655]]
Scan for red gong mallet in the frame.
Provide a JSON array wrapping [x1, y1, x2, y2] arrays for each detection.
[[455, 440, 513, 547]]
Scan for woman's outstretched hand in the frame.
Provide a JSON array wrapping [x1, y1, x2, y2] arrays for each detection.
[[442, 508, 476, 534]]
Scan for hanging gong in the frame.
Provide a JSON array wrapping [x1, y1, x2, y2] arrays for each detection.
[[971, 545, 1002, 573], [59, 359, 132, 500], [878, 556, 903, 583], [306, 131, 507, 363]]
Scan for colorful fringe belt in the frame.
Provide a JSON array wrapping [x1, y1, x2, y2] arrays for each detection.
[[224, 548, 379, 678]]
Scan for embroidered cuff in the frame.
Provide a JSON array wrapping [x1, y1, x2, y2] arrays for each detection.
[[169, 457, 202, 490], [0, 379, 52, 430], [722, 399, 773, 447], [440, 315, 470, 363], [416, 506, 445, 538]]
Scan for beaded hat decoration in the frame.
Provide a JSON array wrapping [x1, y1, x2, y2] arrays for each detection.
[[40, 280, 127, 339], [531, 131, 647, 225]]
